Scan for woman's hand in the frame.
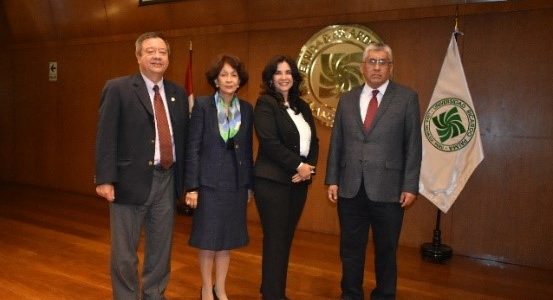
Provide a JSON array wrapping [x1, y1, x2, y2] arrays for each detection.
[[291, 173, 305, 183], [292, 163, 315, 183]]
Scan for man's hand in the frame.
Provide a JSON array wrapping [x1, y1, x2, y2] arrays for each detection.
[[248, 189, 254, 203], [400, 192, 417, 208], [328, 185, 339, 203], [185, 191, 198, 208], [96, 183, 115, 202]]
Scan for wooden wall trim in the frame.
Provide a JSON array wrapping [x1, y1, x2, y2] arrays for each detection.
[[8, 1, 552, 50]]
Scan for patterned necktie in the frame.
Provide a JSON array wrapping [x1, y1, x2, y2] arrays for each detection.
[[363, 89, 379, 131], [153, 85, 173, 169]]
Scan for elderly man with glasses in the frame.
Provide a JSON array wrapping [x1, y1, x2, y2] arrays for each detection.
[[326, 43, 422, 300]]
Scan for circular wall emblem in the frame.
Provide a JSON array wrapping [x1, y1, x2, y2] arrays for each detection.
[[297, 25, 382, 127], [423, 97, 478, 152]]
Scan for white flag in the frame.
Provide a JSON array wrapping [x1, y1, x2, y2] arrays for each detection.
[[419, 33, 484, 213]]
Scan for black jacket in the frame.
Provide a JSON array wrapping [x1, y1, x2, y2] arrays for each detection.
[[254, 94, 319, 185]]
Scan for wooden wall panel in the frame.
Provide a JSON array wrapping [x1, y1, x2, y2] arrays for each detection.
[[3, 0, 56, 42], [452, 136, 553, 267], [49, 0, 110, 39], [0, 47, 14, 183], [462, 10, 553, 139], [248, 0, 461, 23], [446, 9, 553, 267], [0, 7, 14, 181], [103, 0, 249, 37], [248, 0, 347, 22], [103, 0, 172, 35], [106, 41, 141, 80], [11, 47, 61, 187], [2, 0, 552, 269], [57, 44, 112, 193]]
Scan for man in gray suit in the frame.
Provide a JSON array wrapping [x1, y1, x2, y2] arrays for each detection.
[[325, 43, 422, 300], [95, 32, 188, 299]]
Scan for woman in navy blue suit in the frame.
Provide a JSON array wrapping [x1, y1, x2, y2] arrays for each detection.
[[254, 55, 319, 300], [184, 54, 253, 300]]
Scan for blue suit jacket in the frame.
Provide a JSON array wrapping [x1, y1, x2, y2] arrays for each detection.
[[325, 82, 422, 202], [95, 74, 189, 204], [184, 95, 254, 191]]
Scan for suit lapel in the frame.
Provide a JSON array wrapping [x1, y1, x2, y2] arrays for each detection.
[[350, 86, 365, 133], [363, 82, 396, 135], [236, 99, 248, 142], [133, 74, 154, 116], [281, 104, 297, 132], [372, 82, 395, 128], [207, 95, 227, 147], [162, 81, 178, 122]]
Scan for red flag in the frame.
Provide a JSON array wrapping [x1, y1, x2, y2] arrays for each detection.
[[185, 40, 194, 113]]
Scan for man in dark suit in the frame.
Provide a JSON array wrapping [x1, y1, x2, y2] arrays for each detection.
[[95, 32, 188, 300], [325, 43, 422, 300]]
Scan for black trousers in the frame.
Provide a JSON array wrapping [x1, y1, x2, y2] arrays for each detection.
[[255, 177, 308, 300], [337, 185, 404, 300]]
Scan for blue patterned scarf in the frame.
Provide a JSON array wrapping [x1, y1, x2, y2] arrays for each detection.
[[215, 92, 241, 142]]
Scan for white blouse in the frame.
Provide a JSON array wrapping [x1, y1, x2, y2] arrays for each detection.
[[285, 105, 311, 157]]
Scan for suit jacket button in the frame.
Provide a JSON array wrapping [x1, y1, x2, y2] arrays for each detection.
[[148, 160, 154, 166]]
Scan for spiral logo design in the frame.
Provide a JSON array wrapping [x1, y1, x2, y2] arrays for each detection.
[[423, 97, 477, 152], [318, 53, 364, 99], [297, 25, 382, 127], [432, 107, 466, 143]]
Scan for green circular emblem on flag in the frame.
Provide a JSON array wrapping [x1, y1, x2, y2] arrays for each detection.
[[423, 97, 478, 152]]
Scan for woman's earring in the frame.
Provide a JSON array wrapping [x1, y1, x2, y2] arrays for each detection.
[[269, 80, 273, 88], [214, 80, 219, 88]]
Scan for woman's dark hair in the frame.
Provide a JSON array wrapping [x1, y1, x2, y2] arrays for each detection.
[[260, 55, 303, 114], [205, 53, 249, 91]]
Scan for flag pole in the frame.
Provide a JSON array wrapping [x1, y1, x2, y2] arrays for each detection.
[[177, 39, 195, 217], [420, 15, 461, 263], [186, 40, 194, 115], [421, 208, 453, 263]]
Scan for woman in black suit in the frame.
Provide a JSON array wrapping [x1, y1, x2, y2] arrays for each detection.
[[184, 54, 253, 300], [254, 55, 319, 300]]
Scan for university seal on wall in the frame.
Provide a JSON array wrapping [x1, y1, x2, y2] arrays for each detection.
[[297, 25, 382, 127], [423, 97, 478, 152]]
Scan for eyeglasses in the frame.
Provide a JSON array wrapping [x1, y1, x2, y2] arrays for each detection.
[[364, 58, 392, 66]]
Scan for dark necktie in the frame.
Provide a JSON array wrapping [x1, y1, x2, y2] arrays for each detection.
[[153, 85, 173, 169], [363, 89, 379, 131]]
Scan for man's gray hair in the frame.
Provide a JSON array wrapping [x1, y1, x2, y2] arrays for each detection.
[[362, 43, 393, 62]]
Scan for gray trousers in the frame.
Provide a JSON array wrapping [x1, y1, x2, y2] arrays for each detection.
[[110, 168, 175, 300]]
